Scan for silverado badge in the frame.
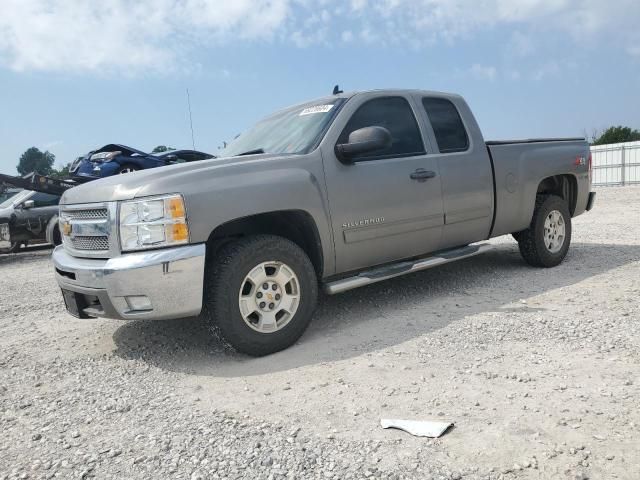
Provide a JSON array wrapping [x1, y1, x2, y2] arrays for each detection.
[[342, 217, 385, 229]]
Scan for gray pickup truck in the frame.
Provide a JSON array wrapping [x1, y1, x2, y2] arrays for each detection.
[[53, 89, 596, 356]]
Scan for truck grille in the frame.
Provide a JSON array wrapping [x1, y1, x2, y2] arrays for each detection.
[[63, 208, 108, 220], [69, 236, 110, 251], [60, 203, 114, 257]]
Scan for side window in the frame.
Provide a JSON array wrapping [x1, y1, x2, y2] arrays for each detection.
[[30, 193, 60, 207], [337, 97, 425, 161], [422, 98, 469, 153]]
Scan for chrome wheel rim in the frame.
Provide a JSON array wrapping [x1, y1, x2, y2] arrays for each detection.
[[238, 261, 300, 333], [119, 167, 137, 174], [544, 210, 566, 253]]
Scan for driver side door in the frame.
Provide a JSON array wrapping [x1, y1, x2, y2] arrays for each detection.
[[15, 192, 60, 240], [321, 94, 444, 274]]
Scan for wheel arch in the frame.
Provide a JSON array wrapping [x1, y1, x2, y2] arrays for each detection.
[[45, 214, 61, 245], [536, 174, 578, 216], [205, 210, 324, 278]]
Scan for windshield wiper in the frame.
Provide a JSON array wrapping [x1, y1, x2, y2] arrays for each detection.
[[235, 148, 265, 156]]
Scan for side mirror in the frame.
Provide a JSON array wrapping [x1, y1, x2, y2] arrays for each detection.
[[165, 154, 178, 162], [335, 126, 392, 164], [22, 200, 35, 209]]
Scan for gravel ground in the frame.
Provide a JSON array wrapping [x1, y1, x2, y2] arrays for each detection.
[[1, 186, 639, 480]]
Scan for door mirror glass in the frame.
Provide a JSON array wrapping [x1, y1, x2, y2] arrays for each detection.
[[335, 126, 392, 164]]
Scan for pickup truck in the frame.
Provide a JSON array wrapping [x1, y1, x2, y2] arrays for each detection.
[[52, 89, 596, 356]]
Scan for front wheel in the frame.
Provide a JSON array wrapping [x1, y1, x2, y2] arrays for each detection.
[[202, 235, 318, 356], [516, 194, 572, 268]]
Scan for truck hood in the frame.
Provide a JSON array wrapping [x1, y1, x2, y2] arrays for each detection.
[[60, 154, 285, 205]]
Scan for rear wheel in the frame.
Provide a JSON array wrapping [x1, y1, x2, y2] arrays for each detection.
[[202, 235, 318, 356], [516, 194, 571, 267], [52, 225, 62, 246]]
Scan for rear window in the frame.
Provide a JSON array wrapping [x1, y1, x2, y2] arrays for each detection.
[[422, 98, 469, 153]]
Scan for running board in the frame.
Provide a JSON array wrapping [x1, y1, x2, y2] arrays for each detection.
[[324, 243, 494, 295]]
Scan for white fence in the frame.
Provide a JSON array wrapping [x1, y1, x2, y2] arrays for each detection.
[[591, 141, 640, 186]]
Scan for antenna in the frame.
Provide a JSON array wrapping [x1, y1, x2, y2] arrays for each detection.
[[332, 84, 343, 95], [186, 88, 196, 150]]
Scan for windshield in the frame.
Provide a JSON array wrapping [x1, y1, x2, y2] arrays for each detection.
[[0, 190, 30, 209], [220, 98, 345, 157]]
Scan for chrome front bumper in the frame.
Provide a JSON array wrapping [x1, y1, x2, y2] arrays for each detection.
[[52, 243, 206, 320]]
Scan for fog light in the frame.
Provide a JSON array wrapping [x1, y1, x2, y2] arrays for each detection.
[[125, 295, 152, 312]]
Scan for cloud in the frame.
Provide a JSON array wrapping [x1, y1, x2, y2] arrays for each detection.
[[341, 30, 354, 43], [0, 0, 639, 74], [42, 140, 63, 150], [0, 0, 290, 72], [470, 64, 497, 81], [533, 61, 560, 81], [509, 31, 536, 57]]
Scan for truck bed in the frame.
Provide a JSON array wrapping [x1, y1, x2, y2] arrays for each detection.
[[486, 137, 591, 238]]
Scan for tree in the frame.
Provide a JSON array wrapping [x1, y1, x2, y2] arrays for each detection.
[[16, 147, 55, 175], [592, 126, 640, 146], [50, 164, 70, 179], [151, 145, 175, 153]]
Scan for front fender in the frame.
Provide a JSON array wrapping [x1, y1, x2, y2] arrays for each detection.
[[184, 168, 334, 275], [108, 152, 336, 275]]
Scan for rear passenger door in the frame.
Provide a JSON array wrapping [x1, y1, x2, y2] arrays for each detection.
[[321, 94, 445, 274], [419, 96, 494, 249]]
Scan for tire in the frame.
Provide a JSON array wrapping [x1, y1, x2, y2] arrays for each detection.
[[202, 234, 318, 356], [52, 226, 62, 246], [118, 165, 139, 174], [516, 194, 572, 268]]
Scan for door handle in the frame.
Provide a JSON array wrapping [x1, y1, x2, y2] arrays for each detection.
[[410, 169, 436, 181]]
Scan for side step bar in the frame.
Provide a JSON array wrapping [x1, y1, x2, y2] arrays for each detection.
[[324, 243, 494, 295]]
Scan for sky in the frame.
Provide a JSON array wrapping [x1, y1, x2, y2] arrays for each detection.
[[1, 0, 639, 173]]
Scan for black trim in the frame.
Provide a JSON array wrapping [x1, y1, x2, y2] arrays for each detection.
[[486, 146, 498, 238], [486, 138, 585, 146], [352, 150, 427, 163], [586, 192, 596, 211]]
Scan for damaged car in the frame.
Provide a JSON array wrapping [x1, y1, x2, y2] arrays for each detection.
[[69, 144, 215, 181], [0, 189, 61, 254]]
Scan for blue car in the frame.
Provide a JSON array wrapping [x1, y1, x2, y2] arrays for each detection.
[[69, 144, 215, 181]]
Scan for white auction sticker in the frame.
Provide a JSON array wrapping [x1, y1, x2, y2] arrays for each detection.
[[299, 105, 334, 116]]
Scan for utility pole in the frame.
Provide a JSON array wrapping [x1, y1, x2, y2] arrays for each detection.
[[186, 88, 196, 150]]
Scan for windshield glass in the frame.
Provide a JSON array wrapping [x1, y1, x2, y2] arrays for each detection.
[[0, 190, 29, 209], [220, 98, 345, 157]]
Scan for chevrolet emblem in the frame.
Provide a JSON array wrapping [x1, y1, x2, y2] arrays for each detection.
[[61, 220, 72, 236]]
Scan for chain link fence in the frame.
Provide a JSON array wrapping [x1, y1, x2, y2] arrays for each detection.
[[591, 141, 640, 186]]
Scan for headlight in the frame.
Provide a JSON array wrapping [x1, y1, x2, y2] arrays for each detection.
[[119, 194, 189, 252], [90, 151, 121, 162]]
